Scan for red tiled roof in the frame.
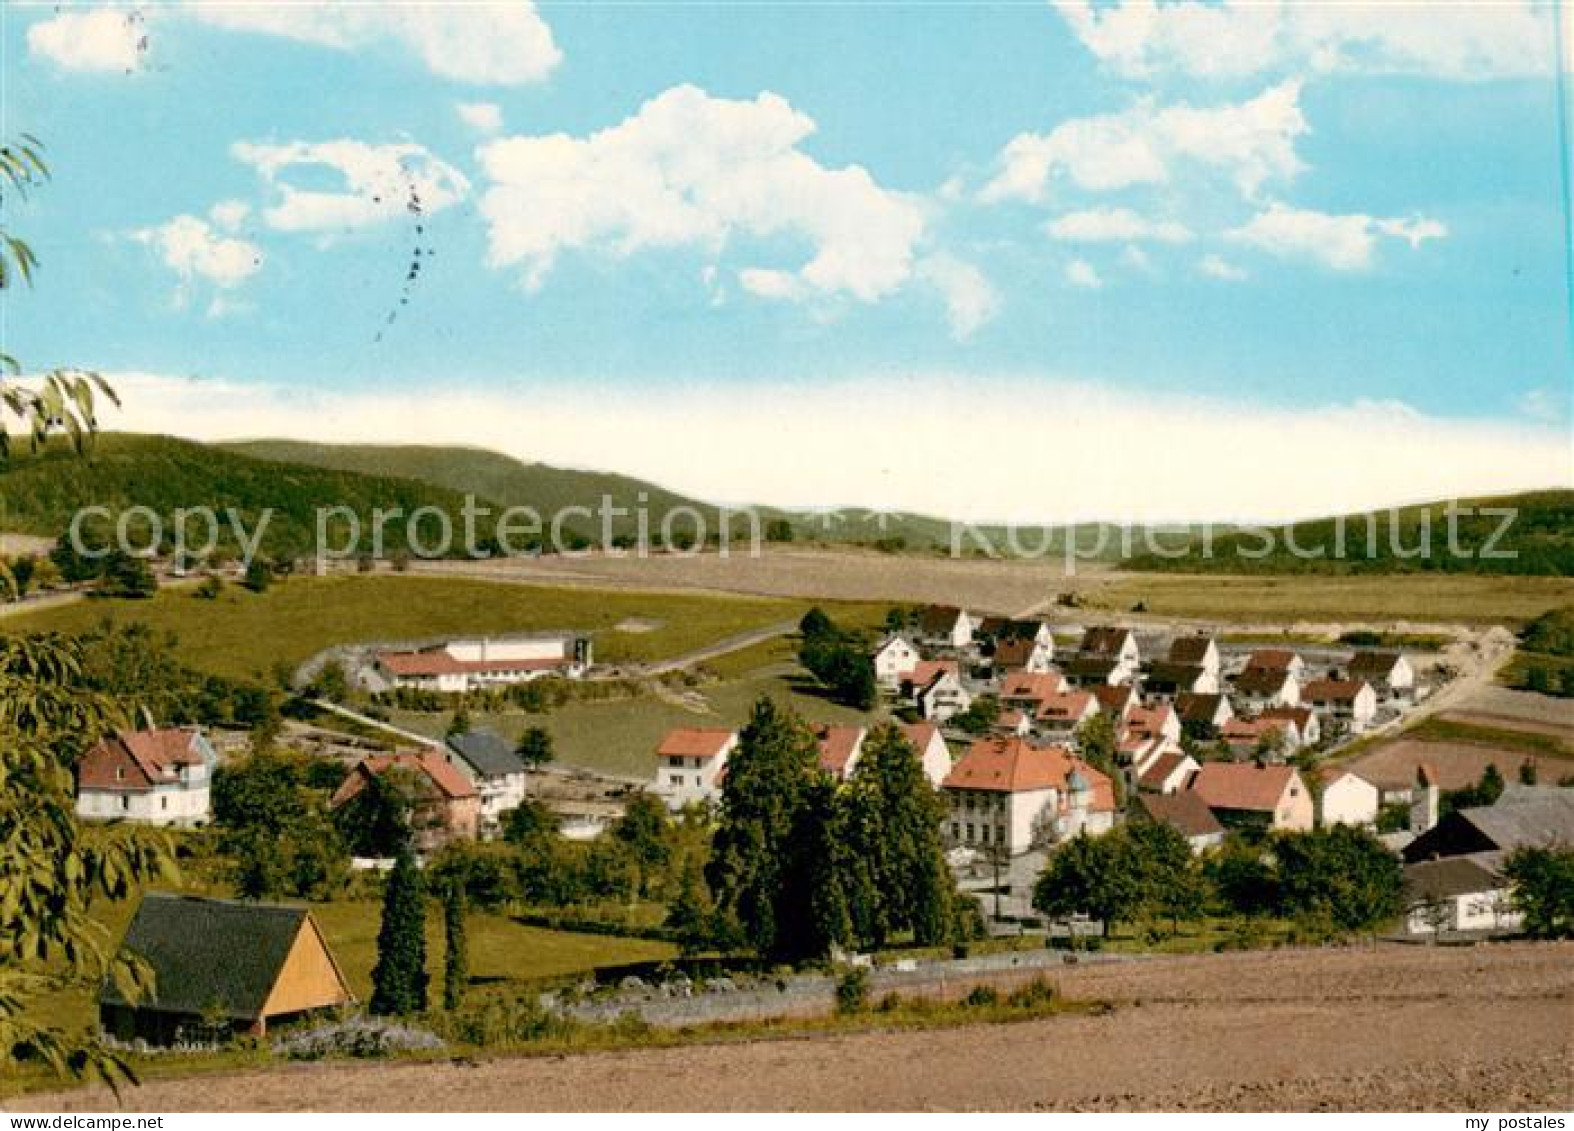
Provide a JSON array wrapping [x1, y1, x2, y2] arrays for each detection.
[[1035, 690, 1096, 722], [1246, 649, 1300, 671], [332, 751, 478, 807], [905, 659, 960, 692], [78, 728, 205, 792], [1348, 651, 1402, 675], [993, 637, 1042, 667], [1140, 791, 1225, 839], [1081, 626, 1134, 656], [897, 721, 941, 751], [656, 728, 735, 759], [1168, 636, 1215, 664], [1124, 704, 1175, 738], [1189, 763, 1297, 813], [815, 724, 866, 777], [1235, 668, 1295, 695], [1175, 692, 1229, 724], [1090, 683, 1137, 715], [1000, 670, 1068, 701], [943, 737, 1114, 810], [1221, 717, 1287, 743], [1259, 706, 1313, 728], [1138, 751, 1190, 790], [1302, 678, 1371, 703]]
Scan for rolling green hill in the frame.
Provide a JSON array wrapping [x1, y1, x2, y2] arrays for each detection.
[[219, 438, 1135, 557], [0, 434, 514, 560], [1124, 490, 1573, 576]]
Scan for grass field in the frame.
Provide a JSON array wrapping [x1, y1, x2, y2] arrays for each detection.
[[29, 883, 676, 1068], [1082, 572, 1574, 624], [0, 575, 837, 683], [391, 662, 880, 779]]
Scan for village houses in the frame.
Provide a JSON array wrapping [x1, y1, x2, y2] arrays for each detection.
[[1315, 766, 1381, 827], [1187, 762, 1314, 832], [76, 727, 217, 828], [942, 736, 1117, 856], [331, 751, 481, 851], [1302, 678, 1379, 733], [444, 729, 528, 836], [376, 634, 591, 693], [652, 727, 736, 809], [871, 634, 921, 689], [915, 605, 977, 650]]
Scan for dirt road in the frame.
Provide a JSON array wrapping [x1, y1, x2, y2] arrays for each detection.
[[25, 943, 1573, 1112]]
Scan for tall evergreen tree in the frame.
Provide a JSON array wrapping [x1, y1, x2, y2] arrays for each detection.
[[706, 697, 827, 961], [841, 725, 953, 948], [442, 882, 468, 1011], [369, 850, 428, 1015]]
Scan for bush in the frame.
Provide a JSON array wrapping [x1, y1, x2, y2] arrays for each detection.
[[962, 984, 999, 1008], [835, 967, 870, 1015], [274, 1016, 444, 1060], [1005, 977, 1057, 1009]]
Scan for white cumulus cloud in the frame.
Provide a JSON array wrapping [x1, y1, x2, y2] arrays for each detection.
[[131, 214, 263, 312], [27, 7, 147, 73], [915, 254, 1000, 340], [95, 370, 1574, 524], [477, 84, 926, 306], [1228, 203, 1446, 271], [189, 1, 561, 85], [231, 139, 470, 233], [980, 81, 1306, 204], [1052, 0, 1555, 82], [1197, 253, 1248, 281], [1046, 207, 1192, 243], [456, 102, 505, 135], [1065, 258, 1104, 289]]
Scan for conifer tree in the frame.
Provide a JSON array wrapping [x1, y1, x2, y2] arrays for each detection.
[[370, 849, 428, 1015]]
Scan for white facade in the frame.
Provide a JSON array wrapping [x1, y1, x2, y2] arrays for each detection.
[[899, 725, 954, 789], [653, 733, 736, 809], [1318, 771, 1380, 827], [919, 671, 972, 721], [76, 770, 212, 826], [1406, 890, 1522, 935], [872, 636, 920, 688]]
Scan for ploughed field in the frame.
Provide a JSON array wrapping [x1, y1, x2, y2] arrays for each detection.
[[30, 942, 1574, 1112]]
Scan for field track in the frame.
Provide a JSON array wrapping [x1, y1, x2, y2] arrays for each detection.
[[24, 942, 1573, 1113]]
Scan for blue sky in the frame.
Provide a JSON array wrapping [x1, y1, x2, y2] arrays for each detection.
[[1, 2, 1569, 520]]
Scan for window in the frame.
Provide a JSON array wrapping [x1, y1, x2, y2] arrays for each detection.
[[161, 797, 168, 810], [950, 822, 960, 840], [965, 823, 975, 841], [120, 796, 129, 810], [115, 767, 124, 781], [997, 824, 1006, 844], [981, 825, 990, 844]]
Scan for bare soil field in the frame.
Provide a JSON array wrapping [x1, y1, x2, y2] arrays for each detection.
[[26, 943, 1573, 1113], [1452, 684, 1574, 730], [413, 552, 1574, 625], [1345, 738, 1570, 792]]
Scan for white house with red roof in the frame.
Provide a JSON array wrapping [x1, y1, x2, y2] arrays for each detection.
[[1244, 649, 1307, 681], [942, 737, 1116, 855], [376, 635, 591, 693], [652, 727, 737, 809], [871, 635, 921, 689], [1187, 763, 1313, 831], [897, 721, 953, 788], [1302, 678, 1379, 733], [1034, 689, 1099, 740], [1135, 749, 1200, 795], [992, 635, 1055, 675], [1123, 703, 1182, 747], [904, 659, 971, 721], [815, 724, 867, 781], [76, 728, 217, 827], [1259, 705, 1320, 748], [1316, 767, 1381, 827]]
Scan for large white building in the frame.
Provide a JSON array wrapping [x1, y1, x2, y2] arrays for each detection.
[[76, 728, 216, 827], [942, 736, 1117, 856], [377, 635, 592, 692]]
